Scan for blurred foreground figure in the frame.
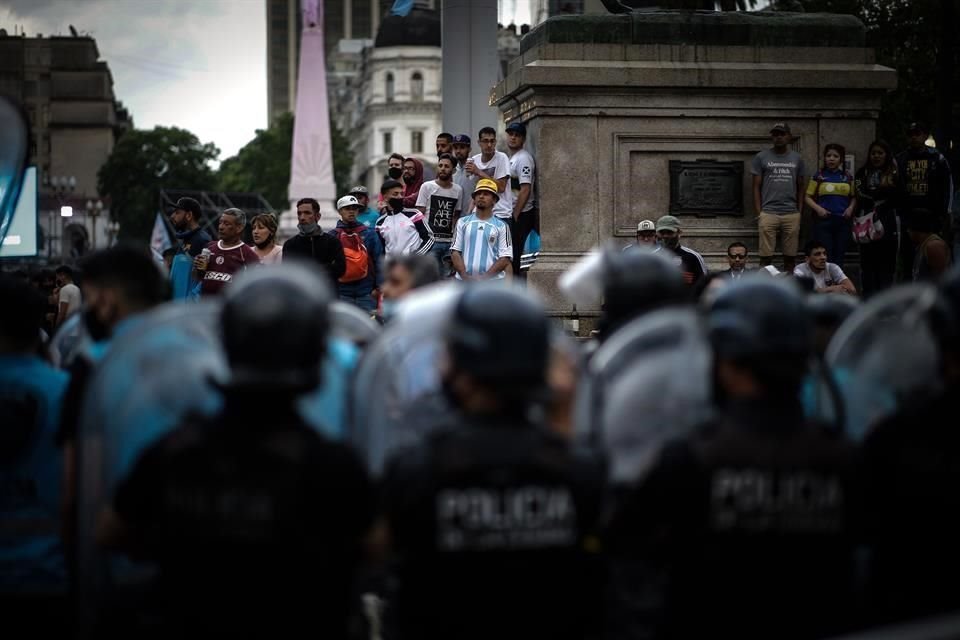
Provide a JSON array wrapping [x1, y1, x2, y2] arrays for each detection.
[[96, 265, 373, 638], [862, 265, 960, 624], [378, 286, 605, 640], [604, 279, 860, 639], [0, 276, 69, 632]]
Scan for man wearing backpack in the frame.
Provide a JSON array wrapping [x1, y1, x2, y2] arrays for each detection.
[[328, 195, 383, 313]]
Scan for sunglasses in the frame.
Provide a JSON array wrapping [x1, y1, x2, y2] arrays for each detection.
[[728, 253, 747, 259]]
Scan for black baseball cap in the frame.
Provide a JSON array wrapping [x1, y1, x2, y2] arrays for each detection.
[[172, 197, 201, 218], [452, 134, 471, 146], [907, 121, 927, 133], [505, 121, 527, 136], [349, 185, 368, 196], [770, 122, 791, 134]]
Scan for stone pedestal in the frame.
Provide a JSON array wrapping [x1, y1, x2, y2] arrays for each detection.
[[492, 11, 896, 318]]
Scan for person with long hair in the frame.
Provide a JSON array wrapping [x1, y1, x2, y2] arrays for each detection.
[[855, 140, 902, 295], [806, 143, 857, 268], [249, 213, 283, 265]]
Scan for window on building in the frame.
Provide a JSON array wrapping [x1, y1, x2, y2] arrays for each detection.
[[410, 72, 424, 102], [411, 130, 423, 154], [385, 72, 394, 103], [383, 131, 393, 155]]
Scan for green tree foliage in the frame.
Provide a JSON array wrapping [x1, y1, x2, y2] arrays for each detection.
[[216, 113, 355, 211], [97, 126, 219, 242], [799, 0, 957, 154]]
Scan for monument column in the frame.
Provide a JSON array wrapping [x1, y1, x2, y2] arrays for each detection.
[[284, 0, 337, 238], [441, 0, 499, 139]]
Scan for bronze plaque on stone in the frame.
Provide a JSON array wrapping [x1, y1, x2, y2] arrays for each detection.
[[669, 160, 743, 216]]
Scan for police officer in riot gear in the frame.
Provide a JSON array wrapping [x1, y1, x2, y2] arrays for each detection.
[[862, 266, 960, 624], [598, 249, 687, 340], [603, 279, 860, 639], [96, 265, 373, 638], [377, 286, 605, 640]]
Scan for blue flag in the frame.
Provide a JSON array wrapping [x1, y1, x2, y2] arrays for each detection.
[[391, 0, 414, 17]]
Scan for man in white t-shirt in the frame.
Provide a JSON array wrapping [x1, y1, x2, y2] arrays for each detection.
[[54, 265, 82, 328], [793, 240, 857, 295], [506, 121, 539, 277], [464, 126, 511, 219], [416, 153, 464, 276]]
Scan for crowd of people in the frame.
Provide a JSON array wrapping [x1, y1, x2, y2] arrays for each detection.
[[1, 117, 959, 640]]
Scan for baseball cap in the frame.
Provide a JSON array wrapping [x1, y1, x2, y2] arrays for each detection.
[[336, 195, 360, 210], [505, 122, 527, 136], [770, 122, 791, 134], [637, 220, 656, 232], [656, 215, 681, 232], [473, 178, 500, 199], [907, 121, 927, 133], [172, 196, 201, 218], [348, 185, 368, 196], [452, 134, 471, 146]]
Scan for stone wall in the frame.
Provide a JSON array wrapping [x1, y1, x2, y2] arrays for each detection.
[[492, 11, 896, 319]]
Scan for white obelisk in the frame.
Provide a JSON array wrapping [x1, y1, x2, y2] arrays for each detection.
[[283, 0, 337, 238]]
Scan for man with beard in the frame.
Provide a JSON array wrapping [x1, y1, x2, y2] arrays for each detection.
[[282, 198, 346, 290], [401, 157, 425, 209], [416, 153, 464, 275], [451, 134, 474, 204], [652, 215, 707, 289], [436, 132, 453, 158], [168, 197, 211, 300]]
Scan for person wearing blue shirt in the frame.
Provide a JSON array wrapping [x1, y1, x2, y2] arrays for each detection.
[[167, 197, 212, 301], [328, 195, 384, 313], [0, 275, 70, 630], [805, 143, 857, 268], [349, 185, 381, 229]]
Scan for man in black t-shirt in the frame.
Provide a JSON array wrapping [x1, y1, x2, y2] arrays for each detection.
[[96, 265, 372, 638], [377, 287, 605, 640]]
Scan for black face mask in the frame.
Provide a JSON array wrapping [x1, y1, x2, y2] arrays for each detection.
[[83, 308, 111, 342], [388, 167, 403, 179], [388, 197, 404, 211], [662, 236, 680, 250]]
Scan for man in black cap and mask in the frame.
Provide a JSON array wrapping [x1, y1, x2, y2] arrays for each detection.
[[96, 264, 373, 638], [603, 279, 860, 639], [376, 286, 605, 640], [168, 197, 211, 300]]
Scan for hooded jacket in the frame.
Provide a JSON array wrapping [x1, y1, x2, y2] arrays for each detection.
[[402, 158, 425, 209]]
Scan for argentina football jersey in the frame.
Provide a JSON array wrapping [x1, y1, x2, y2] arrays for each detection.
[[451, 214, 512, 279]]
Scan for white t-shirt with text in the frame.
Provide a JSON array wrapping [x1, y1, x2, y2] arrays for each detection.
[[416, 181, 464, 243], [509, 148, 536, 214]]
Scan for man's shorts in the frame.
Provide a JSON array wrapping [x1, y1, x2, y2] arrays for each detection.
[[758, 211, 801, 257]]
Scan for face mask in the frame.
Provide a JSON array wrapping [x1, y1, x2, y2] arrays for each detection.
[[83, 308, 111, 342], [297, 221, 319, 236], [388, 197, 404, 211], [662, 235, 680, 250], [388, 167, 403, 179]]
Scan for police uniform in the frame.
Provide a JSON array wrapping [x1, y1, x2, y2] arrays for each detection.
[[381, 416, 605, 640], [604, 400, 860, 639]]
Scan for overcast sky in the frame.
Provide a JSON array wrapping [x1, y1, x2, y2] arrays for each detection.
[[1, 0, 267, 162], [1, 0, 536, 162]]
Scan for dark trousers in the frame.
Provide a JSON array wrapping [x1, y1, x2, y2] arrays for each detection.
[[859, 229, 899, 297], [813, 215, 852, 266], [507, 208, 541, 278]]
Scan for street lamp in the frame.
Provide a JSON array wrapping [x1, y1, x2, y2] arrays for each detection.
[[106, 219, 120, 246], [86, 199, 104, 249], [50, 175, 76, 258]]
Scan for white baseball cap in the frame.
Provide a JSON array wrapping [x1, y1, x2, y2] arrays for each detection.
[[637, 220, 655, 232], [336, 195, 360, 210]]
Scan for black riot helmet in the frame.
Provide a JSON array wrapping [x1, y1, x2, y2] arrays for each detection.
[[807, 293, 859, 356], [599, 249, 687, 338], [446, 285, 549, 390], [220, 263, 333, 394], [708, 278, 812, 392]]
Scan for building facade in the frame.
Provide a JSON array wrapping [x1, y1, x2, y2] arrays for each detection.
[[350, 7, 442, 191], [0, 31, 132, 260]]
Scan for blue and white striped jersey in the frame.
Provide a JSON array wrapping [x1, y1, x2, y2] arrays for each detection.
[[451, 214, 512, 279]]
